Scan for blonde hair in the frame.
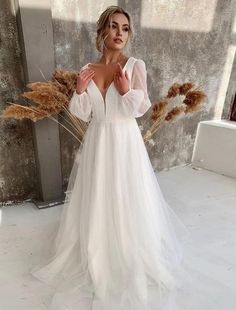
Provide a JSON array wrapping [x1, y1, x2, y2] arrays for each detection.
[[95, 5, 134, 53]]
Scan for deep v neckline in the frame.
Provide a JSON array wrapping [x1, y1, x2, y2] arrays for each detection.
[[88, 56, 132, 104]]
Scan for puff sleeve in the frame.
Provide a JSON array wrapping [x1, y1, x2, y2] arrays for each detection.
[[118, 59, 152, 118], [69, 90, 92, 122]]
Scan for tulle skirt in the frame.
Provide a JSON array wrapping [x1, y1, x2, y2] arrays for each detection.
[[30, 118, 236, 309]]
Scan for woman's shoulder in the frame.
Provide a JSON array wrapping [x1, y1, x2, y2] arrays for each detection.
[[79, 63, 90, 73], [133, 57, 146, 70], [129, 56, 145, 66]]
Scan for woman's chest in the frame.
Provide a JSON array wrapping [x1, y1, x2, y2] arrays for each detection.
[[88, 64, 117, 94]]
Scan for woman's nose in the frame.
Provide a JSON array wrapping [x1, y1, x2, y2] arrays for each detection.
[[117, 28, 122, 35]]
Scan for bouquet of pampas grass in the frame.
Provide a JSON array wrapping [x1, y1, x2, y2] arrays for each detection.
[[0, 69, 89, 144], [143, 82, 207, 145], [1, 69, 207, 146]]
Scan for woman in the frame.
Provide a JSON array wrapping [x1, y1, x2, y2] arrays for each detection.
[[31, 5, 235, 310]]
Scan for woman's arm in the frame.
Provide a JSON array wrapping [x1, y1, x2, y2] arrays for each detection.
[[69, 90, 92, 122], [68, 65, 93, 122], [118, 59, 152, 118]]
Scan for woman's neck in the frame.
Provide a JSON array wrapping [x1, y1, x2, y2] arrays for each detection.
[[98, 52, 127, 65]]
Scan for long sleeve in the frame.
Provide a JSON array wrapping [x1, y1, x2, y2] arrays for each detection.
[[118, 59, 152, 118], [69, 90, 92, 122]]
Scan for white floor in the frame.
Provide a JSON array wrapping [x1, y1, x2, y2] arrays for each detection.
[[1, 164, 236, 309]]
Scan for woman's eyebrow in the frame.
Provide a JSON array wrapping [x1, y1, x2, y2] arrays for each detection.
[[111, 21, 129, 27]]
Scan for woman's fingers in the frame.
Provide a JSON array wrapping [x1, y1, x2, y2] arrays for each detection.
[[124, 70, 129, 81], [117, 63, 124, 75], [79, 69, 94, 79], [76, 69, 95, 93], [114, 73, 118, 83], [85, 72, 95, 81], [78, 70, 95, 83], [114, 63, 122, 78]]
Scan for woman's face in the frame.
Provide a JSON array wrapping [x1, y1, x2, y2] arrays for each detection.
[[103, 13, 130, 51]]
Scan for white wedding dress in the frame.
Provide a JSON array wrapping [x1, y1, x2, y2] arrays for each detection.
[[30, 56, 236, 310]]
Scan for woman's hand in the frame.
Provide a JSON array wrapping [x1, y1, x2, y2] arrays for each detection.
[[114, 63, 130, 96], [76, 68, 95, 94]]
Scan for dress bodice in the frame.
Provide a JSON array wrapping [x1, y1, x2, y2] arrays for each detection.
[[69, 56, 152, 123], [85, 56, 137, 122]]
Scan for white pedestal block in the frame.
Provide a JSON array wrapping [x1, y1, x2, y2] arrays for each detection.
[[191, 120, 236, 179]]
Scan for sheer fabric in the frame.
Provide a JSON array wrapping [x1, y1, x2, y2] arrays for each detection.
[[69, 90, 92, 122], [118, 59, 152, 118], [30, 56, 236, 310], [69, 58, 151, 120]]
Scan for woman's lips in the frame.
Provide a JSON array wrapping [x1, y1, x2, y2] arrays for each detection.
[[114, 38, 123, 44]]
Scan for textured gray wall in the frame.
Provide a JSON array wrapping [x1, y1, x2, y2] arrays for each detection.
[[0, 0, 38, 202], [1, 0, 236, 202]]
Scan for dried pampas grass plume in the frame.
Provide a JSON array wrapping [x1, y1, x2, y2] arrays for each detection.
[[143, 81, 207, 145], [151, 100, 168, 122], [0, 68, 89, 144], [166, 82, 181, 98], [2, 103, 49, 122], [165, 105, 186, 121], [183, 90, 206, 112], [179, 82, 195, 95]]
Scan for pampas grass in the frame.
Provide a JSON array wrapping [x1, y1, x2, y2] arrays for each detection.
[[0, 69, 88, 144], [143, 82, 207, 144], [3, 103, 49, 122]]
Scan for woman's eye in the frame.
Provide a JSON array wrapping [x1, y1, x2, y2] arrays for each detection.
[[108, 24, 116, 29], [109, 24, 129, 32]]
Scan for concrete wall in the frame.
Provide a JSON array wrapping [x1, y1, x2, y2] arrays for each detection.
[[0, 0, 38, 202], [0, 0, 235, 202]]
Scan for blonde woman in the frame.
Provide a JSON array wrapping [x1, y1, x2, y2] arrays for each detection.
[[30, 5, 229, 310]]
